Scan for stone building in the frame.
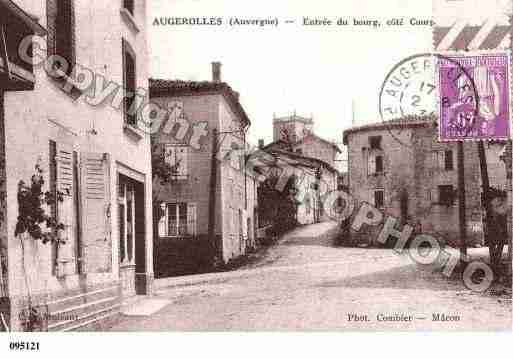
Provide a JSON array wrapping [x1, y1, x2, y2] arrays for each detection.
[[343, 117, 506, 247], [257, 148, 339, 226], [272, 114, 340, 168], [1, 0, 153, 331], [150, 63, 258, 276]]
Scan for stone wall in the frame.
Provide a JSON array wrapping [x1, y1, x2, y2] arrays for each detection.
[[345, 123, 488, 247]]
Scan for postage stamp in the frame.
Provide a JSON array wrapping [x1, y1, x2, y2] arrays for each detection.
[[437, 53, 511, 141]]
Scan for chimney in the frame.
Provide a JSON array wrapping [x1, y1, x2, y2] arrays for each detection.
[[258, 139, 264, 149], [212, 61, 222, 82]]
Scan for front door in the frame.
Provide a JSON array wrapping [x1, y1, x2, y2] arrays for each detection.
[[118, 175, 146, 296]]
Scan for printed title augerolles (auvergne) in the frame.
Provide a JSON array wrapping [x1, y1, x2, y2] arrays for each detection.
[[17, 34, 208, 150], [18, 33, 494, 293]]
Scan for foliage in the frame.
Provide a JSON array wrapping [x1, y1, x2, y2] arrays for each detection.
[[14, 163, 65, 244], [257, 167, 298, 235], [151, 140, 179, 186], [151, 139, 182, 240]]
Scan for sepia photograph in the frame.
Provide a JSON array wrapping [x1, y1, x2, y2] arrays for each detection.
[[0, 0, 512, 356]]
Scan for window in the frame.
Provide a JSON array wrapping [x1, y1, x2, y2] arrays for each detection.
[[123, 0, 134, 15], [47, 0, 75, 76], [444, 150, 454, 170], [228, 148, 243, 171], [438, 185, 455, 206], [167, 203, 187, 236], [367, 153, 384, 175], [295, 148, 303, 154], [374, 190, 385, 209], [433, 150, 454, 171], [369, 136, 382, 150], [375, 155, 384, 173], [164, 144, 188, 178], [161, 202, 196, 237], [122, 40, 136, 126]]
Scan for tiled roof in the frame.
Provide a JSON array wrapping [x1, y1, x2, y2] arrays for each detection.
[[273, 114, 313, 124], [262, 148, 340, 175], [149, 78, 250, 126], [296, 133, 341, 153], [342, 115, 437, 144]]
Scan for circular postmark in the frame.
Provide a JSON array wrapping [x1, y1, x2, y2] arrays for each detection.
[[379, 53, 438, 122], [379, 53, 480, 148]]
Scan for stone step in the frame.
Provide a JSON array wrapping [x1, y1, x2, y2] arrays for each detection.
[[47, 295, 121, 331], [47, 285, 120, 314], [57, 304, 121, 332]]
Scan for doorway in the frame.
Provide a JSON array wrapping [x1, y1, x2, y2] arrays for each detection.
[[118, 174, 146, 296]]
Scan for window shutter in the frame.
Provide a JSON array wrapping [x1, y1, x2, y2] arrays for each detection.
[[164, 145, 176, 167], [242, 209, 248, 240], [437, 151, 445, 170], [56, 144, 74, 265], [80, 152, 111, 273], [158, 205, 167, 237], [55, 0, 74, 74], [177, 147, 188, 176], [368, 154, 376, 175], [56, 144, 73, 196], [187, 203, 196, 236]]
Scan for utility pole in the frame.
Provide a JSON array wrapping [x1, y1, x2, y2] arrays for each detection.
[[477, 141, 492, 259], [502, 140, 512, 275], [207, 128, 219, 262], [457, 142, 467, 257]]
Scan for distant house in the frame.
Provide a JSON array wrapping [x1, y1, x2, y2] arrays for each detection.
[[272, 114, 341, 168], [342, 116, 508, 247], [256, 144, 339, 226], [150, 63, 258, 277], [258, 114, 340, 226]]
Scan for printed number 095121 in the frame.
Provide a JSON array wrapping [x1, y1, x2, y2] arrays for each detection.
[[9, 342, 40, 351]]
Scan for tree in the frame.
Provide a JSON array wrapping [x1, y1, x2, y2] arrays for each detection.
[[151, 139, 179, 241], [257, 164, 298, 236]]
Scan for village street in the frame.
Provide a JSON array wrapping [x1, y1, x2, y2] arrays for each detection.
[[108, 222, 512, 331]]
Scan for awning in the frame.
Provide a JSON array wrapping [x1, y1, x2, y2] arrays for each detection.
[[0, 0, 46, 89], [0, 0, 46, 36]]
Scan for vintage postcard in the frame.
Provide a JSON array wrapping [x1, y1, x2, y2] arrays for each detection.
[[0, 0, 512, 356]]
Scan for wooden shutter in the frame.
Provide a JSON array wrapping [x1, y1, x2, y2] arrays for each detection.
[[123, 42, 136, 125], [124, 0, 134, 15], [80, 152, 111, 273], [55, 0, 74, 74], [431, 151, 438, 169], [56, 144, 73, 196], [368, 153, 376, 175], [56, 144, 74, 265], [164, 145, 176, 167], [187, 203, 196, 236], [241, 209, 248, 240], [158, 205, 167, 237], [164, 145, 188, 177], [177, 146, 188, 177], [437, 151, 445, 170]]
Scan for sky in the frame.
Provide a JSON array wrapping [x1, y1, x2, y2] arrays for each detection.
[[148, 0, 434, 149]]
